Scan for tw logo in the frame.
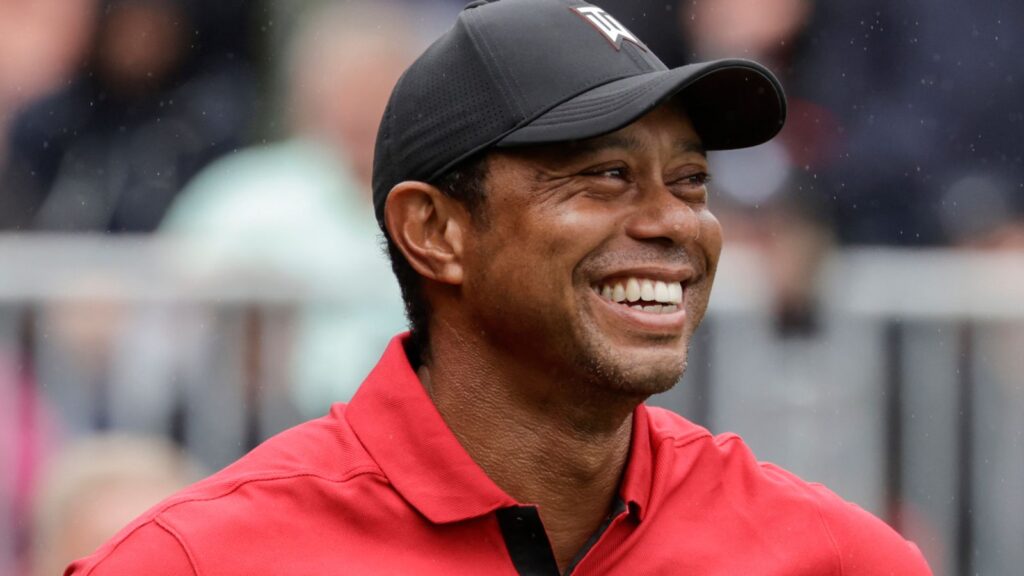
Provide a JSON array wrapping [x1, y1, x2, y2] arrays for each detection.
[[572, 6, 644, 50]]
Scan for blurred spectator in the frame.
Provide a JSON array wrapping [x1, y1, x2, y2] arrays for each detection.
[[683, 0, 812, 69], [682, 0, 1024, 250], [682, 0, 834, 334], [34, 281, 127, 436], [944, 183, 1023, 576], [682, 0, 826, 213], [157, 0, 423, 415], [0, 327, 59, 576], [0, 0, 97, 160], [0, 0, 256, 232], [795, 0, 1024, 245], [939, 175, 1024, 250], [31, 434, 201, 576]]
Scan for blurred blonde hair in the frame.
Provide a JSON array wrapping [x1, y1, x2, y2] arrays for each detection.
[[32, 434, 202, 576]]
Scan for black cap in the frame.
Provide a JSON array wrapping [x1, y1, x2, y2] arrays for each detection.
[[373, 0, 787, 227]]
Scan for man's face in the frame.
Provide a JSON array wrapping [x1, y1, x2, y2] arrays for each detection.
[[458, 103, 722, 397]]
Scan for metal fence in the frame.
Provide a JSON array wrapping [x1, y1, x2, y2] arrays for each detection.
[[1, 235, 1021, 575]]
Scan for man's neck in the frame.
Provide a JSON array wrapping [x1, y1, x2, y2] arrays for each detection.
[[418, 336, 640, 572]]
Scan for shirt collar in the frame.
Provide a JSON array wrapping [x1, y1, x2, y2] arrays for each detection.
[[345, 333, 655, 524], [346, 334, 516, 523], [619, 402, 653, 521]]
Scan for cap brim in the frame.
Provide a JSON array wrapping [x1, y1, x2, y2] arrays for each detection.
[[497, 58, 786, 151]]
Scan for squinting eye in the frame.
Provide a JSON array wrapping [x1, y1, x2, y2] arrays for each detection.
[[584, 167, 627, 179], [681, 172, 711, 187]]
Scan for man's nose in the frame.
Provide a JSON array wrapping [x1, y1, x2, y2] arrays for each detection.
[[622, 182, 700, 245]]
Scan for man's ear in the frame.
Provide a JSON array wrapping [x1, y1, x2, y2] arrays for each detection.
[[384, 181, 468, 285]]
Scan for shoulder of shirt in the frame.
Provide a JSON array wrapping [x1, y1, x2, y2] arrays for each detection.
[[66, 403, 382, 575], [643, 406, 932, 575]]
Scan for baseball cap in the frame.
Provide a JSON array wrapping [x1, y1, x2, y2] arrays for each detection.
[[372, 0, 787, 227]]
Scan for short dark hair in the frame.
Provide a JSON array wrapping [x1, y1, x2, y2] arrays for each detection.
[[383, 154, 490, 366]]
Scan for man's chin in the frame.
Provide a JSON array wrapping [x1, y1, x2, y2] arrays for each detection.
[[616, 363, 685, 396], [579, 346, 688, 398]]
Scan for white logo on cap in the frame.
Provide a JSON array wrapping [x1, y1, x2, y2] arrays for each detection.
[[572, 6, 643, 50]]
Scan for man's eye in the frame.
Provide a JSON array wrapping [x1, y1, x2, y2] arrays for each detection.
[[584, 167, 627, 179], [677, 172, 711, 187]]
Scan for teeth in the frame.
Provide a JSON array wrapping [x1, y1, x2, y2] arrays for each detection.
[[654, 281, 669, 302], [595, 276, 686, 309], [625, 278, 641, 302], [640, 279, 654, 301], [669, 282, 682, 304], [612, 283, 626, 302]]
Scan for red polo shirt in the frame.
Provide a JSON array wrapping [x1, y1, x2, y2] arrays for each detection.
[[67, 334, 931, 575]]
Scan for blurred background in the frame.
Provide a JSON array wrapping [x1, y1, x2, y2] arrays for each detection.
[[0, 0, 1020, 574]]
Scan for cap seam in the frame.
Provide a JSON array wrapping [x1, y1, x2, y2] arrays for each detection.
[[622, 40, 655, 72], [463, 9, 528, 120]]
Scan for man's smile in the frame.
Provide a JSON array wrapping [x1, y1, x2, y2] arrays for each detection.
[[586, 270, 694, 334], [593, 276, 684, 313]]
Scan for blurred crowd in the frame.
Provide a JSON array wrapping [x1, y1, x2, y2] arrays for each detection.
[[0, 0, 1021, 573]]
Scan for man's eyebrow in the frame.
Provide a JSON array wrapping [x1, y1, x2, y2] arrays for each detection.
[[676, 139, 707, 157]]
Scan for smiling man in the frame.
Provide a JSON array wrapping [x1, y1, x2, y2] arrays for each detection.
[[68, 1, 932, 575]]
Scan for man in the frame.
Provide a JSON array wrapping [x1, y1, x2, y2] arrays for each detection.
[[68, 0, 932, 574]]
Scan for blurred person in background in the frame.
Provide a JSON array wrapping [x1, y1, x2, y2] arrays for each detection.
[[938, 174, 1024, 251], [157, 0, 418, 415], [683, 0, 812, 69], [683, 0, 835, 334], [33, 279, 128, 436], [795, 0, 1024, 246], [31, 434, 200, 576], [0, 0, 256, 232], [2, 279, 138, 574], [0, 0, 97, 161], [674, 0, 1024, 250], [936, 159, 1024, 575], [0, 315, 59, 576]]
